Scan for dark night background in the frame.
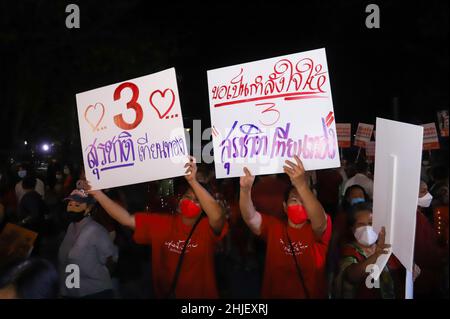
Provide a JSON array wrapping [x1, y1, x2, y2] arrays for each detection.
[[0, 0, 448, 165]]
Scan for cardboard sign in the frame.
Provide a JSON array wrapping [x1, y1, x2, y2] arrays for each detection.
[[354, 123, 374, 148], [436, 110, 449, 137], [0, 223, 38, 268], [207, 48, 340, 178], [76, 68, 188, 190], [372, 118, 423, 280], [336, 123, 352, 148], [421, 123, 440, 150]]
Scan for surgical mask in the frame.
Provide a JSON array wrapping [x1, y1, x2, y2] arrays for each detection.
[[64, 168, 70, 175], [18, 170, 27, 179], [350, 197, 365, 205], [354, 226, 378, 246], [179, 199, 201, 218], [287, 204, 308, 225], [418, 192, 433, 208], [66, 211, 86, 223]]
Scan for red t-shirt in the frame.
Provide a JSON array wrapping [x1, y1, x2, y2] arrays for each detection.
[[259, 213, 332, 298], [133, 212, 228, 299], [414, 209, 447, 295]]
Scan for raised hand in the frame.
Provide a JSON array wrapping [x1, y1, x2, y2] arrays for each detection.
[[240, 167, 255, 192], [81, 180, 102, 198], [283, 155, 307, 189], [375, 227, 391, 257], [184, 156, 198, 183]]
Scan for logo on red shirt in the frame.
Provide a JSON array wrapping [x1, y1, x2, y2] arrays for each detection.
[[279, 238, 309, 256], [164, 239, 199, 254]]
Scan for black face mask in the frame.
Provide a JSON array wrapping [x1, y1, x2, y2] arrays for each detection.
[[67, 211, 86, 223]]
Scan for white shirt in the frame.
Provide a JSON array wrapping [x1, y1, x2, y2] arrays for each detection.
[[15, 178, 45, 203], [343, 173, 374, 199], [58, 216, 118, 297]]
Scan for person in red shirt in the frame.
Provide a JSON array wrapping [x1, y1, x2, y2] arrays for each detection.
[[239, 155, 332, 298], [85, 156, 228, 299]]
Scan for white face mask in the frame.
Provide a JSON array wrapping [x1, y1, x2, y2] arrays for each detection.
[[354, 226, 378, 246], [63, 168, 70, 175], [18, 170, 27, 179], [418, 192, 433, 208]]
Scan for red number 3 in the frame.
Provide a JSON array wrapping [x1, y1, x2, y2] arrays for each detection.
[[113, 82, 144, 130], [257, 102, 280, 126]]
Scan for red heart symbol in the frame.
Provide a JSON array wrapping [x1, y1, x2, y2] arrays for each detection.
[[149, 89, 175, 119], [84, 102, 105, 131]]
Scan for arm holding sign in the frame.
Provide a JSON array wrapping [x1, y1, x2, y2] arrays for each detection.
[[344, 227, 391, 284], [184, 156, 225, 235], [283, 155, 327, 238], [85, 183, 136, 230], [239, 167, 262, 236]]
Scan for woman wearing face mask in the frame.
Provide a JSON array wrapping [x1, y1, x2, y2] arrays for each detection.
[[239, 155, 332, 299], [334, 185, 369, 239], [85, 156, 228, 299], [58, 189, 118, 298], [327, 184, 370, 295], [332, 185, 370, 251], [417, 181, 434, 221], [15, 164, 45, 203], [343, 185, 368, 208], [333, 202, 402, 299]]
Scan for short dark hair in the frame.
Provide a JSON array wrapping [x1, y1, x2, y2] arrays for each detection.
[[347, 202, 373, 228], [22, 176, 37, 190], [0, 258, 58, 299]]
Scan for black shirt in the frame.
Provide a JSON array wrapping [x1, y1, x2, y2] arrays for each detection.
[[17, 190, 47, 232]]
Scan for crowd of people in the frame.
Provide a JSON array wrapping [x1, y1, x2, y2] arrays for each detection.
[[0, 152, 448, 299]]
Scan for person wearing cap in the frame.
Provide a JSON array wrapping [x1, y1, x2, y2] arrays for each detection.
[[58, 188, 118, 298]]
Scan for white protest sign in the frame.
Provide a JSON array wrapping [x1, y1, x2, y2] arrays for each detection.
[[372, 118, 423, 283], [76, 68, 188, 190], [336, 123, 352, 148], [421, 122, 440, 150], [207, 48, 340, 178], [354, 123, 374, 148]]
